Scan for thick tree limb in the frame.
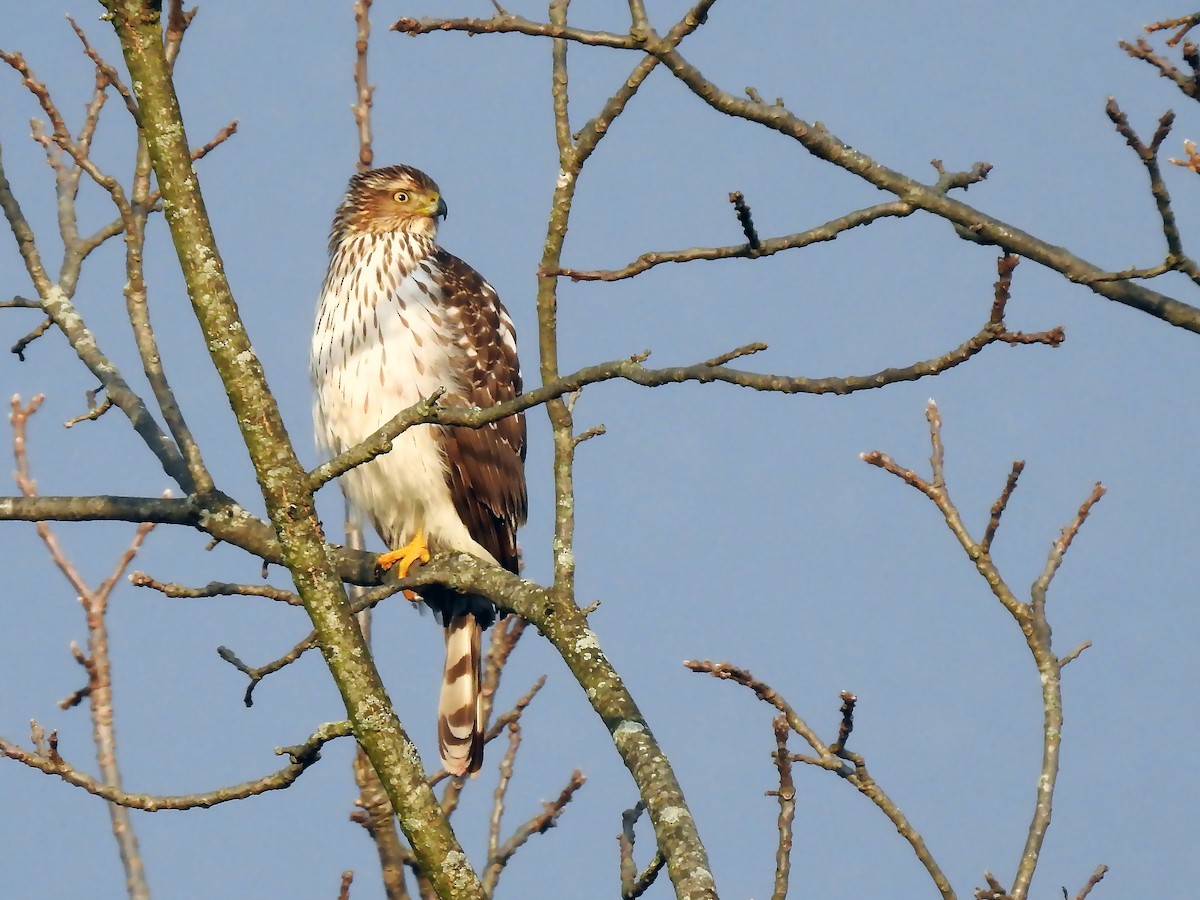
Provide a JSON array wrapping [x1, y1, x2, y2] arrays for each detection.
[[100, 3, 482, 896]]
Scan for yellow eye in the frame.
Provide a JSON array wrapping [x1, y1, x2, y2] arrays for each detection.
[[394, 191, 409, 203]]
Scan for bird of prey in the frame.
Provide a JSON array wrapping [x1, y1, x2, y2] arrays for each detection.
[[311, 165, 526, 776]]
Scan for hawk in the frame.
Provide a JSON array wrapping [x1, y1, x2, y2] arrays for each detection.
[[311, 165, 526, 776]]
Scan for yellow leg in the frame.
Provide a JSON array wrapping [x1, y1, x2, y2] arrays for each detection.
[[377, 531, 431, 602]]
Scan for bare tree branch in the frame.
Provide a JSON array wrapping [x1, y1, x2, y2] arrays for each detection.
[[555, 200, 915, 281], [1, 719, 352, 811], [353, 0, 375, 171], [1104, 99, 1200, 285], [863, 401, 1105, 900], [1121, 35, 1200, 99], [130, 572, 303, 605], [765, 716, 796, 900], [10, 396, 152, 899], [0, 106, 194, 488], [1072, 864, 1109, 900], [686, 661, 954, 899], [99, 6, 482, 893], [396, 5, 1200, 333], [618, 802, 665, 900], [1146, 13, 1200, 46], [482, 766, 586, 896]]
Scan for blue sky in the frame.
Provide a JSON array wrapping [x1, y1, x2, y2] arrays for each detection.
[[2, 2, 1197, 898]]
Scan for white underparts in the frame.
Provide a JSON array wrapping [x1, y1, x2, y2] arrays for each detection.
[[311, 231, 498, 564]]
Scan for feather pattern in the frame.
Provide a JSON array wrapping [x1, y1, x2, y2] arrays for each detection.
[[311, 165, 525, 776]]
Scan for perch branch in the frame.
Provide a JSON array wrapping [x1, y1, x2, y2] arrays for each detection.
[[101, 5, 481, 894]]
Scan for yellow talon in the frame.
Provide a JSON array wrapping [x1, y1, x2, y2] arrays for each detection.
[[377, 531, 431, 602]]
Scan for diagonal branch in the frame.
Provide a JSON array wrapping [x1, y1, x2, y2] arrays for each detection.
[[100, 5, 482, 896], [1121, 35, 1200, 99], [10, 395, 152, 898], [482, 767, 586, 896], [1104, 98, 1200, 285], [397, 7, 1200, 333], [310, 289, 1061, 495], [685, 661, 953, 899], [0, 118, 193, 488]]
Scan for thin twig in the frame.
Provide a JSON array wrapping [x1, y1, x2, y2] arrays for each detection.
[[192, 120, 239, 163], [1120, 36, 1200, 98], [684, 660, 849, 772], [401, 6, 1200, 333], [982, 461, 1025, 554], [1030, 482, 1106, 621], [307, 304, 1061, 497], [555, 201, 914, 281], [484, 674, 545, 743], [130, 572, 302, 605], [66, 15, 138, 117], [10, 315, 52, 360], [704, 342, 767, 367], [618, 802, 665, 900], [308, 388, 444, 489], [353, 0, 375, 171], [481, 722, 522, 895], [989, 254, 1019, 325], [686, 660, 953, 897], [11, 396, 154, 899], [1, 295, 42, 309], [218, 639, 316, 707], [728, 191, 761, 250], [215, 579, 406, 705], [865, 402, 1106, 900], [483, 766, 587, 896], [828, 690, 857, 755], [1073, 864, 1108, 900], [1058, 641, 1092, 669], [1105, 98, 1200, 286], [63, 393, 113, 428], [0, 720, 352, 810], [1146, 13, 1200, 44], [766, 716, 796, 900]]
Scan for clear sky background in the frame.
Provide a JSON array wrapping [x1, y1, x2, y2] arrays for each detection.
[[2, 2, 1197, 898]]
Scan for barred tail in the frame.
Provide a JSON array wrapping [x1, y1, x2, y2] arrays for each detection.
[[439, 613, 483, 776]]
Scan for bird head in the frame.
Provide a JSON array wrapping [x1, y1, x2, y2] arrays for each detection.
[[331, 164, 448, 246]]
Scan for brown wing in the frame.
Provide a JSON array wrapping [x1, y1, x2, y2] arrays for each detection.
[[433, 249, 527, 574]]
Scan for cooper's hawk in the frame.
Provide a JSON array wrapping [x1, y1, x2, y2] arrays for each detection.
[[311, 165, 526, 776]]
